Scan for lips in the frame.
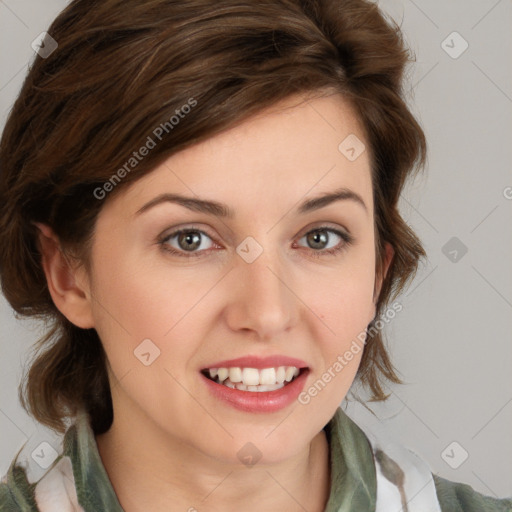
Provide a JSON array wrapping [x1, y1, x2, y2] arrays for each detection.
[[201, 355, 309, 371], [199, 354, 310, 412]]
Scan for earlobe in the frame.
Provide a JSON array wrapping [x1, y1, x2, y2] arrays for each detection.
[[35, 223, 95, 329]]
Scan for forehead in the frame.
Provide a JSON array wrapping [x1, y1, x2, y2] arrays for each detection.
[[104, 92, 373, 221]]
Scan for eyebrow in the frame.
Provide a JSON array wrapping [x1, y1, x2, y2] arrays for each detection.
[[135, 187, 368, 218]]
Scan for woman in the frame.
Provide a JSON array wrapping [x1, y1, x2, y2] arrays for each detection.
[[0, 0, 510, 510]]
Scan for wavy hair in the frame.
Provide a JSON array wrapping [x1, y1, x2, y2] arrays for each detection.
[[0, 0, 426, 434]]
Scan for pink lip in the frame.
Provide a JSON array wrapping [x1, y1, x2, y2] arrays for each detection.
[[200, 369, 310, 413], [202, 355, 309, 370]]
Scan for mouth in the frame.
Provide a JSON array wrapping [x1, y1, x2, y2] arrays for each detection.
[[200, 366, 308, 392]]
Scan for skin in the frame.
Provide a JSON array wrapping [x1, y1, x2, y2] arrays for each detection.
[[38, 92, 393, 512]]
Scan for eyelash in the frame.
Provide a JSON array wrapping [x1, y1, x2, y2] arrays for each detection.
[[158, 225, 354, 259]]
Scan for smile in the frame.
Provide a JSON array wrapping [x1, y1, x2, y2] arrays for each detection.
[[201, 366, 303, 392]]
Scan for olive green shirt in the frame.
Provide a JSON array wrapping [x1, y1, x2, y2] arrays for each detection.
[[1, 408, 511, 511]]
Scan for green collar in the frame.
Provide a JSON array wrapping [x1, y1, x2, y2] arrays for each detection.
[[63, 409, 124, 511], [323, 407, 376, 512], [63, 407, 376, 512]]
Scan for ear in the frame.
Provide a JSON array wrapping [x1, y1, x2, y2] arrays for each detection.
[[35, 223, 95, 329], [373, 242, 394, 303]]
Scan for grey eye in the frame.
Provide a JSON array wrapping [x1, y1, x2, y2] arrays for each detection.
[[163, 229, 214, 253], [300, 229, 342, 251]]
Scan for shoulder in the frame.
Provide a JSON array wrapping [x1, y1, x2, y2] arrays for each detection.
[[371, 440, 512, 512], [371, 439, 512, 511], [433, 474, 512, 512], [1, 409, 121, 512], [0, 442, 84, 512], [0, 453, 38, 511], [345, 408, 512, 512]]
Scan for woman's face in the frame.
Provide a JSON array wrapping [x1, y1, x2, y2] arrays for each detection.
[[84, 92, 388, 465]]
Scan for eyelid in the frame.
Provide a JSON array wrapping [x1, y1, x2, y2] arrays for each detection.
[[158, 223, 216, 241], [297, 220, 350, 238]]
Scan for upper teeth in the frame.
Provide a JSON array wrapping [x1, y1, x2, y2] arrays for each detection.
[[209, 366, 300, 386]]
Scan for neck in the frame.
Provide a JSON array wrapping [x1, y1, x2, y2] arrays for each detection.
[[95, 407, 331, 512]]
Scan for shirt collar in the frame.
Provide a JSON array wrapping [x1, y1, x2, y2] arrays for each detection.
[[65, 406, 376, 512], [63, 409, 124, 512], [323, 407, 377, 512]]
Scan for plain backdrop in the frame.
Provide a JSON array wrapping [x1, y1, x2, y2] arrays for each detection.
[[1, 0, 511, 498]]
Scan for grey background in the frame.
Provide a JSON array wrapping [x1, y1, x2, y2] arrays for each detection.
[[1, 0, 511, 498]]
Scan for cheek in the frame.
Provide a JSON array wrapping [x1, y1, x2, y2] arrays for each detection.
[[306, 251, 376, 377], [87, 246, 215, 375], [315, 281, 375, 369], [313, 251, 377, 330], [295, 268, 374, 418], [89, 237, 170, 330], [86, 252, 206, 418]]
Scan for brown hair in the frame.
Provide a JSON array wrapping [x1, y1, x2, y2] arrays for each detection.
[[0, 0, 426, 435]]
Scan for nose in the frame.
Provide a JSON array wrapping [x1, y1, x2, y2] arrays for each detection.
[[223, 246, 298, 341]]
